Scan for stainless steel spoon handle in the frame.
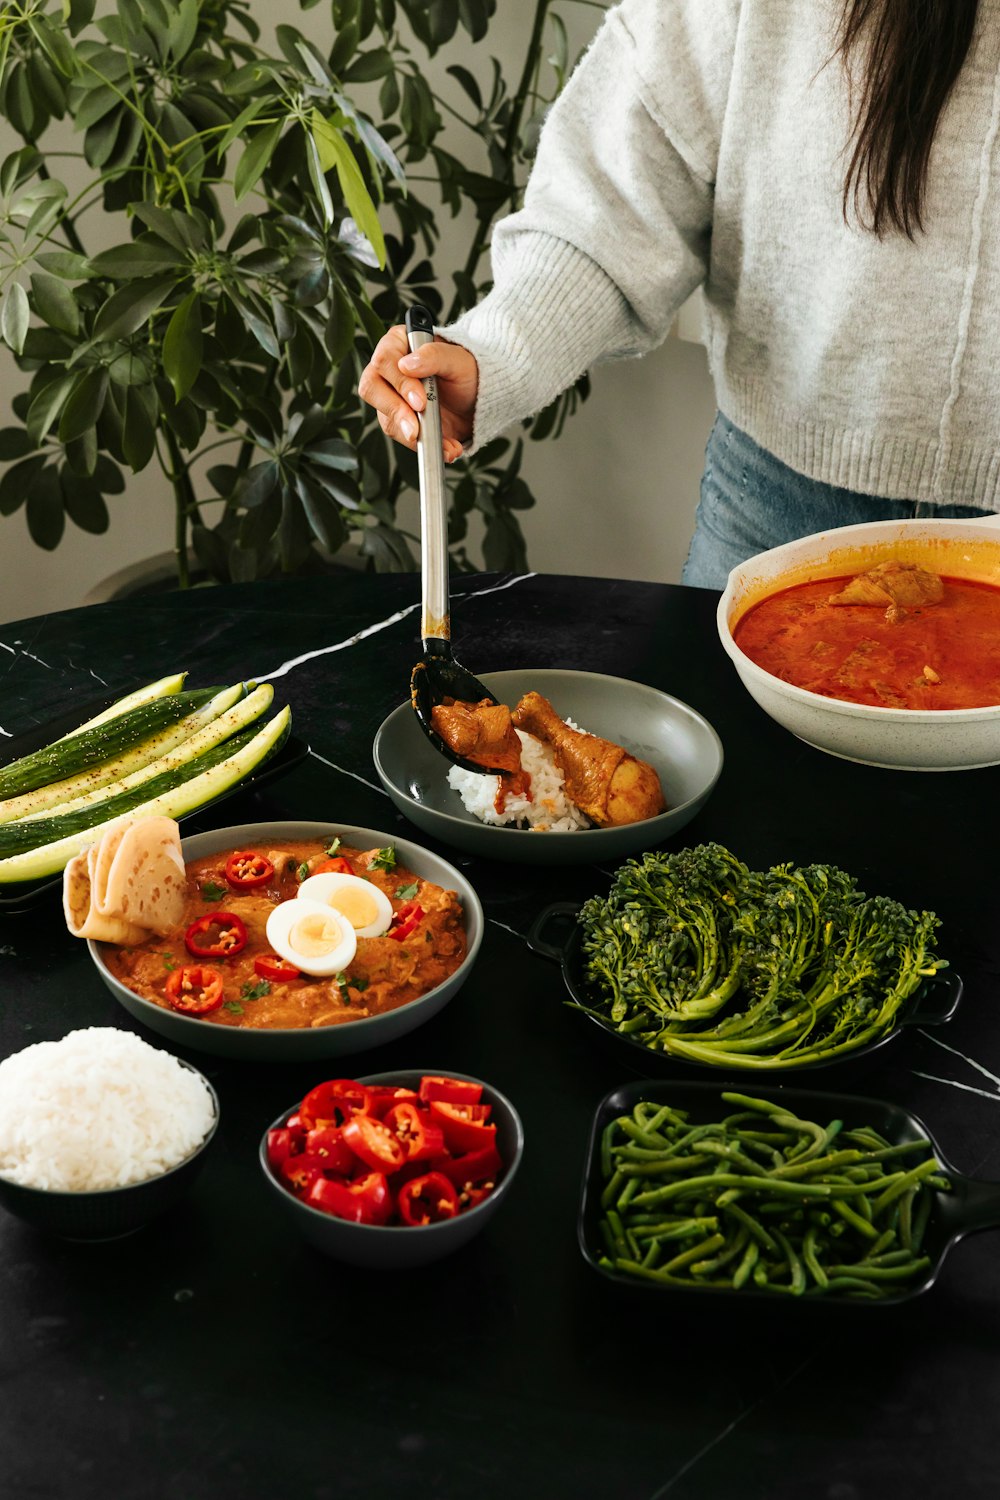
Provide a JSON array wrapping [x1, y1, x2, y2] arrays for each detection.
[[405, 306, 449, 650]]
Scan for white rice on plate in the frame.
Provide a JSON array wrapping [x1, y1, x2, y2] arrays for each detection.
[[447, 728, 592, 832], [0, 1027, 216, 1192]]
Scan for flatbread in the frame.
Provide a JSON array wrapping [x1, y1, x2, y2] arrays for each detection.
[[63, 815, 188, 945], [63, 844, 152, 945]]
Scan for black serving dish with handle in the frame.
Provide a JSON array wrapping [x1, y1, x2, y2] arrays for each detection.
[[579, 1078, 1000, 1308], [527, 903, 963, 1077]]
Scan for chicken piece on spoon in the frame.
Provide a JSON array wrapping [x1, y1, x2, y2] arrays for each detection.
[[511, 691, 665, 827]]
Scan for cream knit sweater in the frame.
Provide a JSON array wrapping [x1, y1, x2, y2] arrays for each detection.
[[442, 0, 1000, 510]]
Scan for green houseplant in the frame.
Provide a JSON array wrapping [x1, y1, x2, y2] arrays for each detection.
[[0, 0, 597, 590]]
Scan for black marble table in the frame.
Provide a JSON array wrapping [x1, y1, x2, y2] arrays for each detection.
[[2, 571, 999, 1500]]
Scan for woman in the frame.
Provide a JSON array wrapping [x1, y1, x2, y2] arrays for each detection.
[[359, 0, 1000, 588]]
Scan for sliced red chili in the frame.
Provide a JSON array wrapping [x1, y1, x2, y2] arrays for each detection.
[[224, 849, 276, 890], [165, 964, 224, 1015], [279, 1152, 327, 1196], [426, 1100, 496, 1154], [436, 1142, 503, 1189], [254, 953, 302, 983], [418, 1075, 484, 1106], [300, 1078, 372, 1129], [266, 1127, 296, 1171], [304, 1124, 356, 1176], [384, 1102, 446, 1163], [397, 1172, 460, 1226], [387, 900, 424, 942], [284, 1112, 308, 1147], [184, 911, 248, 959], [312, 856, 354, 875], [341, 1113, 407, 1174], [364, 1085, 419, 1119], [307, 1172, 392, 1225]]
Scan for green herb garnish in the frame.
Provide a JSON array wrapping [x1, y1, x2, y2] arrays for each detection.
[[395, 881, 419, 899], [159, 952, 177, 972], [352, 976, 369, 992], [325, 837, 342, 857], [296, 862, 310, 882], [223, 1001, 244, 1015], [200, 881, 227, 901], [371, 845, 397, 871], [241, 980, 271, 1001], [334, 971, 352, 1004]]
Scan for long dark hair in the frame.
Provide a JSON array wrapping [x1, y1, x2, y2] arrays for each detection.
[[838, 0, 980, 236]]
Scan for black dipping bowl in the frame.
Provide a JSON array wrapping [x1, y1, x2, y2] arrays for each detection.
[[0, 1067, 219, 1241], [527, 903, 963, 1077], [580, 1079, 1000, 1307]]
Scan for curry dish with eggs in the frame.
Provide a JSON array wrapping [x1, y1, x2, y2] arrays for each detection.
[[733, 563, 1000, 710], [104, 840, 467, 1028]]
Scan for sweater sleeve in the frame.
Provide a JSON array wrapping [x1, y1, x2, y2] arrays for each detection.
[[439, 0, 740, 452]]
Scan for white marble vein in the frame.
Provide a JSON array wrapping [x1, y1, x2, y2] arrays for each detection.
[[0, 725, 10, 738], [254, 600, 422, 684], [307, 748, 387, 797], [912, 1071, 1000, 1103], [915, 1029, 1000, 1098], [253, 574, 534, 684], [0, 641, 15, 655], [488, 919, 525, 940]]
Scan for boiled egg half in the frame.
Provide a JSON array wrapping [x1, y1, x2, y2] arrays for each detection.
[[297, 872, 394, 939], [265, 898, 357, 978]]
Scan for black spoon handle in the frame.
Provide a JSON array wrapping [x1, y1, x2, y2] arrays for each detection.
[[405, 305, 450, 652]]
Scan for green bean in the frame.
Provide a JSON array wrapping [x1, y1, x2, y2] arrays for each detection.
[[617, 1176, 641, 1211], [657, 1234, 727, 1276], [773, 1229, 807, 1295], [600, 1168, 625, 1211], [872, 1157, 942, 1216], [719, 1199, 779, 1253], [732, 1238, 759, 1289], [802, 1226, 828, 1288], [824, 1257, 931, 1282]]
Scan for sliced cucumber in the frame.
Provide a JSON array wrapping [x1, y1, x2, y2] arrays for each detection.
[[21, 684, 273, 823], [0, 684, 248, 824], [0, 688, 220, 801], [58, 672, 188, 741], [0, 706, 291, 883]]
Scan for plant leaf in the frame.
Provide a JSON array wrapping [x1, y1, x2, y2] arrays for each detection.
[[234, 119, 284, 201], [26, 373, 76, 446], [25, 466, 65, 549], [29, 272, 81, 336], [58, 368, 109, 443], [93, 277, 177, 341], [90, 237, 187, 278], [1, 284, 30, 354], [162, 291, 203, 401], [310, 111, 385, 266]]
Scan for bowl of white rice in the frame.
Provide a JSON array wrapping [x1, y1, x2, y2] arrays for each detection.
[[373, 669, 724, 865], [0, 1027, 218, 1239]]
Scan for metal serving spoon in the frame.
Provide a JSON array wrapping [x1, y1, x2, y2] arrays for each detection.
[[405, 305, 507, 776]]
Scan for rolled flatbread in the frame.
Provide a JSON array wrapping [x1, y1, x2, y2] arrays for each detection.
[[63, 815, 188, 945]]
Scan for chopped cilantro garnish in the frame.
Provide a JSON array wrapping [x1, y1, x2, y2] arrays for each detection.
[[371, 845, 397, 871], [159, 952, 176, 972], [324, 838, 342, 857], [395, 881, 419, 900], [334, 972, 352, 1003], [200, 881, 226, 901], [241, 980, 271, 1001], [352, 975, 369, 992], [223, 1001, 244, 1015]]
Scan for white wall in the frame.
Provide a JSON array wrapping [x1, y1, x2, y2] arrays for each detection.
[[0, 2, 716, 626]]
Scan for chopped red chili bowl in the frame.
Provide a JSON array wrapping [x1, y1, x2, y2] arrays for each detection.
[[266, 1074, 508, 1228]]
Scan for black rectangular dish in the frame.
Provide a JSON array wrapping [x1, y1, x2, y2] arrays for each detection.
[[0, 686, 308, 912], [579, 1079, 1000, 1308]]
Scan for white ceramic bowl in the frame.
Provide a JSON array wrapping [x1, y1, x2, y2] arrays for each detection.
[[717, 516, 1000, 770]]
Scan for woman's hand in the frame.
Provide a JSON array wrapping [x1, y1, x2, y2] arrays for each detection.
[[359, 325, 479, 463]]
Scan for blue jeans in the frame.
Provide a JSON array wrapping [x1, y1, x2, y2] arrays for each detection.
[[681, 413, 994, 590]]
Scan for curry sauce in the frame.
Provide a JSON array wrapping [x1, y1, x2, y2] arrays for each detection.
[[734, 574, 1000, 710], [104, 840, 467, 1028]]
